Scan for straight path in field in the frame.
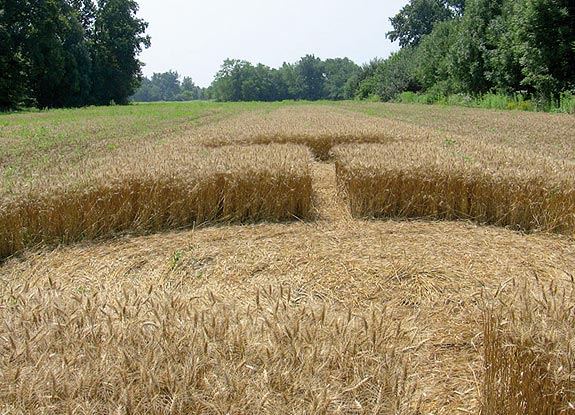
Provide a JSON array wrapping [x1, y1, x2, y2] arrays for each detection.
[[311, 161, 350, 222]]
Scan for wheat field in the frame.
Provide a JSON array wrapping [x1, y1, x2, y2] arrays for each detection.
[[482, 279, 575, 414], [1, 102, 575, 414], [0, 143, 313, 259], [334, 141, 575, 233]]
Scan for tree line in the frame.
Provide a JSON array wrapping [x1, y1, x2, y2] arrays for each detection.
[[358, 0, 574, 104], [0, 0, 150, 110], [131, 70, 209, 102], [3, 0, 573, 109], [133, 56, 360, 103], [137, 0, 573, 106]]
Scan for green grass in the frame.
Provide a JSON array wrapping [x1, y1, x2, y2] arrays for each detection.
[[392, 90, 575, 114], [552, 90, 575, 114], [0, 101, 294, 190], [395, 91, 535, 111]]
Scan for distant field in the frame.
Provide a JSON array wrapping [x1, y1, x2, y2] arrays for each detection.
[[0, 101, 289, 183], [1, 101, 574, 414]]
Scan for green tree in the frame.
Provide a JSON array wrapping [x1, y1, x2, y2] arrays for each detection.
[[0, 0, 30, 110], [130, 76, 156, 101], [15, 0, 92, 108], [323, 58, 359, 100], [212, 59, 249, 101], [352, 58, 384, 99], [1, 0, 91, 109], [414, 18, 460, 95], [477, 0, 523, 94], [369, 0, 573, 103], [447, 0, 466, 14], [296, 54, 325, 101], [131, 73, 207, 102], [90, 0, 150, 105], [387, 0, 457, 47], [269, 68, 289, 100], [514, 0, 575, 99], [177, 76, 200, 100], [240, 63, 270, 101], [208, 55, 356, 102], [0, 0, 150, 109], [371, 48, 421, 100], [150, 70, 180, 101], [278, 62, 302, 99], [68, 0, 97, 35], [447, 0, 503, 94]]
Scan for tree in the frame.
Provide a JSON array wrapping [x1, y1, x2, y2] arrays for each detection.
[[208, 55, 359, 102], [351, 58, 384, 99], [242, 64, 285, 101], [177, 76, 200, 100], [68, 0, 97, 35], [130, 76, 156, 101], [296, 54, 325, 101], [149, 70, 180, 101], [28, 0, 94, 108], [323, 58, 360, 100], [414, 19, 460, 95], [514, 0, 575, 99], [90, 0, 150, 105], [387, 0, 457, 47], [278, 62, 302, 100], [447, 0, 466, 14], [0, 0, 150, 110], [269, 68, 289, 101], [0, 0, 93, 109], [368, 48, 421, 101], [212, 59, 249, 101], [130, 73, 208, 102], [0, 0, 30, 110], [446, 0, 504, 95]]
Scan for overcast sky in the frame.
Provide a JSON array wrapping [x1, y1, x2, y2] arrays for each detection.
[[136, 0, 408, 87]]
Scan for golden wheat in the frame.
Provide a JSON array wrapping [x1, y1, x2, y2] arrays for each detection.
[[334, 142, 575, 234], [482, 279, 575, 414], [340, 102, 575, 162], [192, 105, 436, 159], [2, 103, 575, 414], [0, 284, 420, 414], [0, 144, 313, 259]]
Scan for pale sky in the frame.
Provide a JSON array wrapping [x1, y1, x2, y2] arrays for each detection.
[[136, 0, 408, 87]]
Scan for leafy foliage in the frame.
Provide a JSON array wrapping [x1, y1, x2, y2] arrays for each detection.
[[386, 0, 460, 47], [323, 58, 359, 100], [209, 55, 359, 102], [0, 0, 149, 109], [368, 0, 575, 106], [131, 71, 209, 102], [90, 0, 150, 105]]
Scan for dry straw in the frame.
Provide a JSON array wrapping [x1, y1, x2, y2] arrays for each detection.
[[0, 284, 420, 414], [3, 103, 575, 414], [334, 142, 575, 234], [193, 105, 432, 160], [482, 279, 575, 414], [0, 144, 313, 259]]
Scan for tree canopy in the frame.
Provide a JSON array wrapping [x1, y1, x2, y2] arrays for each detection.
[[365, 0, 575, 103], [207, 55, 359, 102], [131, 71, 208, 102], [386, 0, 459, 47], [7, 0, 572, 109], [0, 0, 149, 110]]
